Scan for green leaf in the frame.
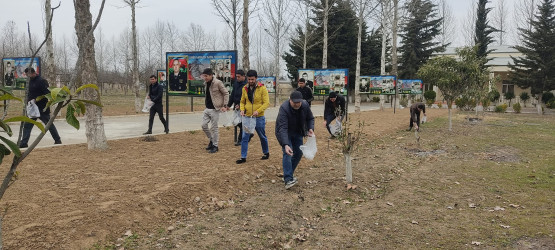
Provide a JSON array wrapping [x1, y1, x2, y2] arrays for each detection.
[[74, 101, 86, 115], [61, 86, 71, 95], [4, 116, 45, 133], [0, 93, 22, 102], [0, 120, 13, 136], [0, 135, 21, 157], [0, 144, 11, 165], [74, 99, 103, 107], [66, 104, 80, 130], [50, 88, 62, 99], [76, 84, 100, 95]]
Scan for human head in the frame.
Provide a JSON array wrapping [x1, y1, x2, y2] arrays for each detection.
[[201, 68, 214, 82], [289, 91, 303, 110], [301, 72, 308, 79], [298, 78, 306, 88], [246, 70, 258, 86], [361, 78, 368, 85], [172, 59, 181, 71], [236, 69, 246, 82], [149, 75, 157, 84], [329, 91, 337, 102], [24, 67, 37, 79]]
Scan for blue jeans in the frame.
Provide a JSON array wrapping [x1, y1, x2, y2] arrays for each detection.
[[21, 112, 61, 145], [282, 134, 303, 183], [240, 116, 269, 158]]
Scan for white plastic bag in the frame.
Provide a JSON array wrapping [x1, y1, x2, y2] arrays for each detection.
[[232, 110, 242, 126], [242, 116, 257, 134], [421, 115, 427, 124], [222, 110, 234, 127], [142, 96, 154, 113], [329, 118, 342, 136], [26, 100, 40, 118], [300, 135, 317, 160]]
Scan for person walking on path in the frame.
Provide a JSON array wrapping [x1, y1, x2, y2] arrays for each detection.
[[323, 91, 346, 138], [19, 68, 62, 148], [275, 91, 315, 189], [236, 70, 270, 164], [201, 68, 229, 153], [226, 69, 247, 146], [407, 102, 426, 131], [296, 78, 314, 106], [144, 75, 168, 135]]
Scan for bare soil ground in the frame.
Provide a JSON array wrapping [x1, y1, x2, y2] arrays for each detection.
[[1, 108, 554, 249]]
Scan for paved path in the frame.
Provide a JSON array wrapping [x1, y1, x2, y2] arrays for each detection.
[[12, 102, 382, 148]]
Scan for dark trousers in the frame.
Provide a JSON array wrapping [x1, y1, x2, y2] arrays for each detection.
[[148, 103, 167, 132], [282, 134, 304, 183], [21, 112, 61, 145], [236, 122, 243, 141], [409, 112, 421, 128]]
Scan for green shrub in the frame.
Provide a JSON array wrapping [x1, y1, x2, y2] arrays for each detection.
[[489, 89, 501, 102], [424, 90, 436, 101], [513, 103, 522, 113], [437, 102, 443, 108], [455, 96, 476, 111], [504, 92, 515, 105], [372, 96, 380, 102], [426, 99, 434, 107], [482, 98, 491, 111], [547, 99, 555, 109], [542, 92, 554, 104], [520, 92, 530, 107], [495, 103, 508, 113]]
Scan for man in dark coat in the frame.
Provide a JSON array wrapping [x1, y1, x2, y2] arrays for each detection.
[[19, 68, 61, 148], [144, 75, 168, 134], [408, 102, 426, 131], [226, 70, 247, 145], [275, 91, 315, 189], [323, 91, 346, 137], [296, 78, 314, 106]]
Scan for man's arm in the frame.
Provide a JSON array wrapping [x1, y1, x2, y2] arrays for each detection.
[[307, 87, 314, 102], [218, 81, 229, 108], [152, 85, 163, 103], [275, 106, 290, 147]]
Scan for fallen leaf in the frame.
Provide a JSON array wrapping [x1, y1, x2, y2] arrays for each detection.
[[124, 230, 133, 237], [343, 200, 351, 204], [509, 204, 520, 208], [471, 241, 481, 246], [494, 206, 505, 211], [500, 224, 511, 229], [469, 203, 477, 208], [454, 181, 460, 185], [447, 206, 454, 210], [411, 220, 418, 224], [386, 202, 394, 206]]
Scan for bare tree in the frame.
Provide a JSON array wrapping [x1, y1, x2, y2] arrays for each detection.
[[492, 0, 509, 45], [166, 21, 180, 52], [436, 0, 456, 46], [462, 0, 478, 46], [153, 20, 166, 68], [379, 0, 392, 75], [182, 23, 210, 51], [292, 0, 322, 69], [43, 0, 56, 83], [212, 0, 242, 51], [73, 0, 109, 150], [514, 0, 537, 45], [322, 0, 334, 68], [391, 0, 400, 108], [123, 0, 142, 113], [242, 0, 250, 70]]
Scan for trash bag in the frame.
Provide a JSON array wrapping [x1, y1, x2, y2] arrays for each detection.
[[300, 135, 317, 160], [142, 96, 154, 113], [329, 118, 342, 136], [26, 100, 40, 118], [242, 116, 257, 134], [421, 115, 427, 124], [232, 110, 241, 126]]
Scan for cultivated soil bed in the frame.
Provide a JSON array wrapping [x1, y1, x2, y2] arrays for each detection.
[[1, 108, 554, 249]]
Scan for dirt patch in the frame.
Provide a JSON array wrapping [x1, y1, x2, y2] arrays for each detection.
[[481, 146, 521, 162]]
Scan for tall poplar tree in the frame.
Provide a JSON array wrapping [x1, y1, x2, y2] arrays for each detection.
[[474, 0, 496, 64]]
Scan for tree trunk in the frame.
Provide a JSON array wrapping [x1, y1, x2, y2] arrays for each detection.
[[345, 152, 352, 183], [74, 0, 109, 150], [391, 0, 399, 109], [242, 0, 250, 70], [448, 107, 452, 131], [355, 12, 363, 113], [322, 0, 329, 68], [380, 0, 388, 111], [44, 0, 55, 83], [130, 1, 141, 113]]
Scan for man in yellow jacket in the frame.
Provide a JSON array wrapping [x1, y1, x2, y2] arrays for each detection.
[[236, 70, 270, 164]]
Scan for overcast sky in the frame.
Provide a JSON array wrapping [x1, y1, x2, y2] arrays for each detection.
[[1, 0, 519, 48]]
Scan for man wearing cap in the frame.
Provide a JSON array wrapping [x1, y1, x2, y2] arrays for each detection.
[[236, 70, 270, 164], [323, 91, 346, 138], [201, 68, 229, 153], [226, 69, 247, 146], [296, 78, 314, 106], [275, 91, 315, 189], [19, 68, 62, 148]]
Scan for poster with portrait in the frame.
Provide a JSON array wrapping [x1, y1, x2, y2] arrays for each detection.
[[257, 76, 276, 93], [297, 69, 314, 89], [359, 76, 372, 93], [299, 68, 348, 96], [156, 69, 167, 90], [398, 79, 423, 94], [367, 75, 397, 95], [2, 57, 41, 90], [166, 51, 237, 96]]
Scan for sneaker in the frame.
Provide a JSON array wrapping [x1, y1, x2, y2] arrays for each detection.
[[205, 141, 214, 150], [285, 178, 298, 190], [54, 140, 62, 145], [261, 153, 270, 160], [209, 146, 218, 153], [19, 144, 28, 148], [236, 158, 246, 164], [143, 131, 152, 135], [164, 128, 169, 134]]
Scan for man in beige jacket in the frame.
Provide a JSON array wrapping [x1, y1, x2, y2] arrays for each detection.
[[201, 68, 229, 153]]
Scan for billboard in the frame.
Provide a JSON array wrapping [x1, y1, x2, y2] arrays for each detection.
[[298, 68, 348, 96], [359, 75, 396, 95], [156, 69, 167, 90], [2, 57, 41, 90], [257, 76, 276, 93], [398, 79, 423, 94], [166, 51, 237, 96]]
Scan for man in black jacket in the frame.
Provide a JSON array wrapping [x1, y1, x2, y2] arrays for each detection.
[[275, 91, 315, 189], [407, 102, 426, 131], [144, 75, 168, 134], [296, 78, 314, 106], [323, 91, 346, 137], [19, 68, 61, 148], [226, 70, 247, 145]]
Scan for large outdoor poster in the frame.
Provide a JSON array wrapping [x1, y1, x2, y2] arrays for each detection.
[[398, 79, 423, 94], [298, 68, 348, 96], [2, 57, 41, 90], [156, 69, 167, 90], [166, 51, 237, 96], [360, 75, 396, 95], [257, 76, 276, 93]]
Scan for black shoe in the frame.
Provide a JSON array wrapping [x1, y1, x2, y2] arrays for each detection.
[[143, 131, 152, 135], [54, 140, 62, 145], [236, 158, 246, 164], [261, 153, 270, 160], [164, 128, 169, 134], [209, 146, 218, 153], [234, 141, 241, 146], [248, 134, 254, 142], [19, 144, 28, 148], [205, 141, 214, 150]]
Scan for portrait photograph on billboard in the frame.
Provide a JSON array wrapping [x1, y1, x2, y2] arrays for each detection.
[[299, 68, 348, 96], [398, 79, 423, 94], [166, 51, 237, 96], [366, 75, 396, 95], [156, 69, 167, 90], [257, 76, 276, 93], [2, 57, 40, 90]]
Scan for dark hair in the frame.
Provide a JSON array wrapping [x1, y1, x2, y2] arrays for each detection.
[[299, 78, 306, 83], [150, 75, 156, 79], [246, 70, 257, 78], [24, 68, 36, 73], [236, 69, 245, 76]]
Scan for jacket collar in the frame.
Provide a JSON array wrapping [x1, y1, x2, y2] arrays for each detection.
[[244, 82, 263, 91]]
